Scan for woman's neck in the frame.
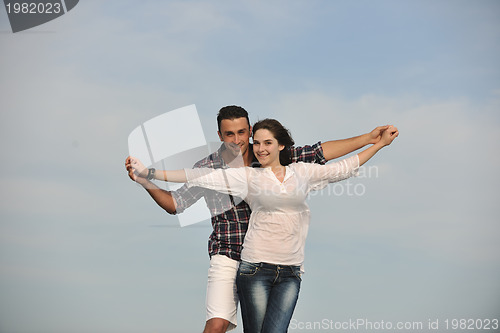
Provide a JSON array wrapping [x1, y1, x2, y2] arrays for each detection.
[[271, 164, 286, 183]]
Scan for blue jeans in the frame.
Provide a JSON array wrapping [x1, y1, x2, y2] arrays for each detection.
[[236, 261, 302, 333]]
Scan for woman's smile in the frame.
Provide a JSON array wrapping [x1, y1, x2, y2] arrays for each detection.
[[253, 129, 284, 168]]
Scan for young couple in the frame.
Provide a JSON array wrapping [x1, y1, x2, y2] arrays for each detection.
[[125, 106, 398, 333]]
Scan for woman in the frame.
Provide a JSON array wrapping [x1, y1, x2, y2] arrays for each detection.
[[128, 119, 399, 333]]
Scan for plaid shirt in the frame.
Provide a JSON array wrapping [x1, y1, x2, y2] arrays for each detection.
[[172, 142, 326, 261]]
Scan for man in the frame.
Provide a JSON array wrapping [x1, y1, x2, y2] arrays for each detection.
[[126, 105, 389, 332]]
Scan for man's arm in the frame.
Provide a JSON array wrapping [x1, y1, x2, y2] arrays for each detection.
[[321, 125, 390, 161], [136, 178, 178, 214], [126, 156, 209, 215]]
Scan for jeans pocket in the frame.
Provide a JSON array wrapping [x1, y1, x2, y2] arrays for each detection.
[[238, 261, 260, 276], [291, 266, 302, 281]]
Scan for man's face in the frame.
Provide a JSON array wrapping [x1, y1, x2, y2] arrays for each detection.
[[218, 117, 252, 157]]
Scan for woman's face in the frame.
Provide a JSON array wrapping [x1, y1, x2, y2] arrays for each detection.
[[253, 129, 284, 168]]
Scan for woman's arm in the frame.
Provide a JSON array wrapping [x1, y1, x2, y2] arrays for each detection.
[[126, 157, 187, 182], [126, 156, 249, 197], [301, 125, 399, 190]]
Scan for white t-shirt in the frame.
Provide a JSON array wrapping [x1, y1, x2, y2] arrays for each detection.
[[186, 155, 360, 267]]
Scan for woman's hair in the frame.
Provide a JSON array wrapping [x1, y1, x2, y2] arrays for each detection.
[[252, 118, 295, 165]]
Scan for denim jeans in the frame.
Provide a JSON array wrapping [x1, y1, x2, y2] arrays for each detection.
[[236, 261, 302, 333]]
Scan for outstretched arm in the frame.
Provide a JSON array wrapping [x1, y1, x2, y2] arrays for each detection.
[[357, 125, 399, 166], [303, 126, 399, 192], [321, 125, 390, 161], [137, 180, 178, 214], [126, 156, 248, 198], [126, 157, 187, 183]]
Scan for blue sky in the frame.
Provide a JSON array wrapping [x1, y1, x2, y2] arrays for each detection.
[[1, 1, 499, 332]]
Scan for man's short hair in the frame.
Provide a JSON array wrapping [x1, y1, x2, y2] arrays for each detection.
[[217, 106, 250, 133]]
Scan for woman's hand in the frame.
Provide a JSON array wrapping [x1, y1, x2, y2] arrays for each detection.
[[125, 156, 148, 181], [367, 125, 390, 144], [380, 125, 399, 146]]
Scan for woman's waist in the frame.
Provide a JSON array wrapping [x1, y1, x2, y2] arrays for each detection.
[[241, 245, 305, 267], [240, 260, 301, 270]]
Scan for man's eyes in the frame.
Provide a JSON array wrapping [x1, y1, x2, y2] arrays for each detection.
[[225, 131, 247, 135]]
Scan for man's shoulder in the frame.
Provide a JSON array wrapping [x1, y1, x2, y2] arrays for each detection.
[[193, 150, 224, 169], [289, 141, 322, 152], [289, 141, 326, 165]]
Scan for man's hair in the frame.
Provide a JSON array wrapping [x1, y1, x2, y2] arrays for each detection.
[[217, 105, 251, 133], [252, 118, 295, 166]]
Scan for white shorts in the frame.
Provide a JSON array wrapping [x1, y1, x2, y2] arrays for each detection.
[[206, 254, 240, 331]]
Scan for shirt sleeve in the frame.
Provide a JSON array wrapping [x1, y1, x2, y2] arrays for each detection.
[[170, 184, 206, 214], [296, 155, 360, 192], [290, 141, 327, 165], [185, 167, 249, 199]]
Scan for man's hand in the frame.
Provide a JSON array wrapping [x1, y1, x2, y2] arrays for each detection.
[[357, 125, 399, 166], [368, 125, 391, 144], [125, 156, 148, 182], [125, 156, 136, 181], [380, 125, 399, 146]]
